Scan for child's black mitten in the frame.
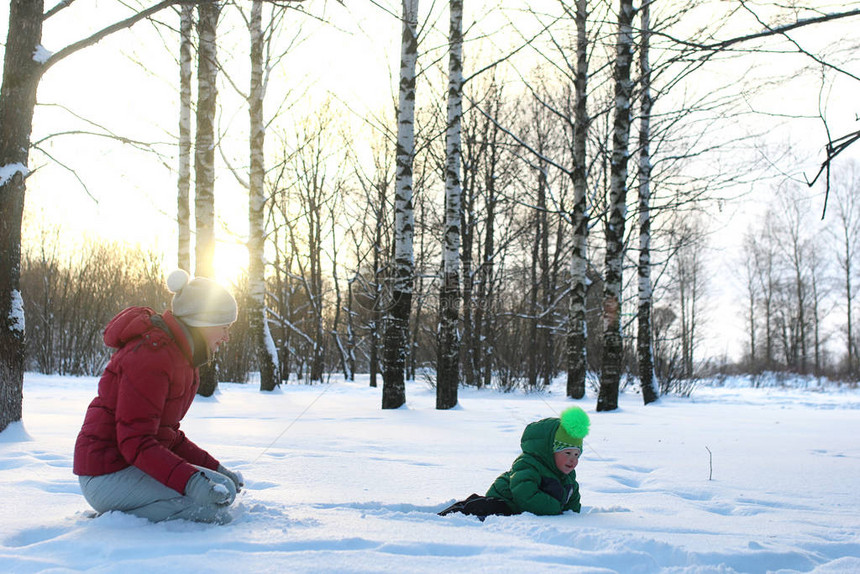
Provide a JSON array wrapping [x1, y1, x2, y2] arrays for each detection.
[[539, 477, 565, 502]]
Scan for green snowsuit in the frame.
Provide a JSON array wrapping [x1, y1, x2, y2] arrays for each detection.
[[485, 417, 582, 515]]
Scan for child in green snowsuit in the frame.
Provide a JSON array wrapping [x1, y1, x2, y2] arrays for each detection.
[[439, 406, 590, 519]]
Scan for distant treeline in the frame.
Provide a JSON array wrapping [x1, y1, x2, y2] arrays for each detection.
[[16, 228, 705, 395]]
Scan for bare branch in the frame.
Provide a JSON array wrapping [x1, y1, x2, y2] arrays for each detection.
[[40, 0, 188, 75], [652, 6, 860, 54], [44, 0, 78, 20]]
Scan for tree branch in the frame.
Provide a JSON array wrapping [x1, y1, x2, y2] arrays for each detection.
[[44, 0, 78, 20], [40, 0, 192, 76], [652, 7, 860, 53]]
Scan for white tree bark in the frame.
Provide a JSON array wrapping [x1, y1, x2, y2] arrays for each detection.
[[598, 0, 634, 412], [567, 0, 589, 400], [177, 3, 193, 273], [249, 0, 279, 391], [195, 0, 220, 396], [383, 0, 419, 409], [436, 0, 463, 410], [194, 1, 218, 281], [637, 0, 659, 405]]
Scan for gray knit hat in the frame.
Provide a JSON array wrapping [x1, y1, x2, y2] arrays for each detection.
[[167, 269, 238, 327]]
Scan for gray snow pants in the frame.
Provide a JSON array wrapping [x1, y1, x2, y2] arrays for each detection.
[[78, 465, 237, 524]]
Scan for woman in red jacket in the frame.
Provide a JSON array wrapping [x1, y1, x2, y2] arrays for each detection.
[[74, 269, 244, 524]]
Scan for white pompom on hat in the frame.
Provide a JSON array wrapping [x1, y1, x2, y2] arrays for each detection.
[[167, 269, 238, 327]]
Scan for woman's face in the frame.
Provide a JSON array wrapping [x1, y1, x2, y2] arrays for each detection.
[[198, 323, 232, 354]]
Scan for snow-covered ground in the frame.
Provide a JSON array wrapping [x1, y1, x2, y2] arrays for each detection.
[[1, 373, 858, 573]]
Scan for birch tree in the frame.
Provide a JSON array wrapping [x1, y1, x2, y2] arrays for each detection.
[[0, 0, 188, 432], [740, 230, 760, 371], [566, 0, 590, 400], [829, 163, 860, 376], [672, 220, 706, 379], [195, 0, 220, 396], [636, 0, 659, 405], [177, 3, 194, 273], [248, 0, 279, 391], [436, 0, 463, 410], [382, 0, 419, 409], [754, 216, 779, 371], [597, 0, 635, 412], [772, 186, 817, 374]]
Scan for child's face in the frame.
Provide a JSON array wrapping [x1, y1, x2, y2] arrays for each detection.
[[553, 448, 581, 474]]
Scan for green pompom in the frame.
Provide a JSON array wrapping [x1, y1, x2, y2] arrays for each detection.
[[559, 406, 590, 439]]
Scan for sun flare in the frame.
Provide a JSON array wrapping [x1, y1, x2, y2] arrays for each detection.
[[213, 242, 249, 289]]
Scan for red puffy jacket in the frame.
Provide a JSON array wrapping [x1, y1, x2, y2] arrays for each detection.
[[73, 307, 219, 494]]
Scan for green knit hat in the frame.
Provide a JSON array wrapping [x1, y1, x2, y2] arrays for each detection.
[[553, 406, 590, 453]]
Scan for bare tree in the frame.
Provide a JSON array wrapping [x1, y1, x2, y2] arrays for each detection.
[[597, 0, 635, 412], [459, 77, 521, 389], [829, 162, 860, 376], [739, 230, 760, 371], [755, 216, 780, 371], [247, 0, 280, 391], [566, 0, 590, 400], [21, 236, 167, 376], [771, 184, 821, 374], [382, 0, 419, 409], [806, 235, 830, 376], [350, 135, 394, 388], [636, 0, 659, 404], [0, 0, 189, 432], [195, 0, 221, 396], [674, 220, 706, 379], [177, 2, 194, 273], [436, 0, 464, 409]]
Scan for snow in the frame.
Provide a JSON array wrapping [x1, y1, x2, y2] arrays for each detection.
[[0, 163, 29, 187], [8, 290, 25, 333], [1, 373, 859, 573], [32, 45, 52, 64]]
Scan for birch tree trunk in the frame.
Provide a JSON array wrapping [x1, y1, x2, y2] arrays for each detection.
[[382, 0, 419, 409], [195, 0, 220, 396], [566, 0, 589, 400], [249, 0, 279, 391], [832, 169, 860, 376], [528, 170, 542, 388], [637, 0, 659, 405], [597, 0, 635, 412], [436, 0, 463, 410], [539, 165, 551, 387], [461, 148, 475, 387], [177, 3, 193, 273], [741, 232, 759, 370], [480, 169, 496, 389], [0, 0, 43, 432], [370, 170, 386, 388]]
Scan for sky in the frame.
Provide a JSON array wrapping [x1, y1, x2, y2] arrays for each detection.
[[16, 0, 408, 286], [3, 1, 860, 361], [1, 372, 859, 572]]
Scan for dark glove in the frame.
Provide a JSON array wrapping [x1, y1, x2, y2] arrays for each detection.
[[539, 477, 565, 502], [218, 464, 244, 493], [186, 472, 231, 506]]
